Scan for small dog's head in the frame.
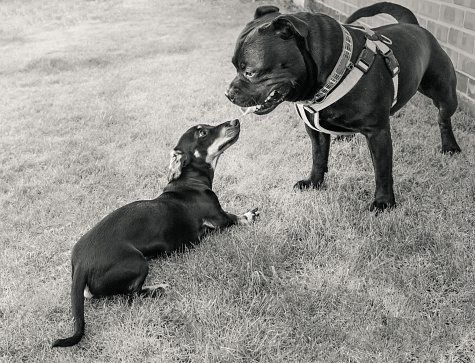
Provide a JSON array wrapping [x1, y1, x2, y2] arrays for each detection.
[[168, 119, 240, 182]]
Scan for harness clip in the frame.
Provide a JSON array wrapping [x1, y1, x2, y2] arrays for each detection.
[[382, 49, 400, 77], [355, 47, 375, 73], [303, 105, 317, 114]]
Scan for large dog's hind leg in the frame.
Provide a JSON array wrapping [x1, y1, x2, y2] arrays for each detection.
[[364, 125, 396, 212], [435, 99, 461, 154], [419, 52, 461, 154], [294, 126, 331, 190]]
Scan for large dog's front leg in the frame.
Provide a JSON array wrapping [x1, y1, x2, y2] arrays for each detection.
[[294, 126, 331, 189], [364, 127, 396, 212]]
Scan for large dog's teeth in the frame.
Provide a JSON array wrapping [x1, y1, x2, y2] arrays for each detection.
[[240, 106, 258, 115], [265, 90, 276, 103], [270, 90, 276, 97]]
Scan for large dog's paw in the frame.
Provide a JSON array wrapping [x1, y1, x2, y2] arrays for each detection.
[[240, 208, 259, 224], [441, 145, 461, 154], [369, 201, 396, 215], [293, 179, 323, 190]]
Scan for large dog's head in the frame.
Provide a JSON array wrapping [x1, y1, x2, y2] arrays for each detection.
[[225, 6, 312, 115], [168, 119, 240, 181]]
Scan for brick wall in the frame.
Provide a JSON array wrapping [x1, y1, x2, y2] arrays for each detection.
[[292, 0, 475, 114]]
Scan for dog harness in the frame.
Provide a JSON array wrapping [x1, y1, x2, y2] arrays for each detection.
[[295, 24, 400, 136]]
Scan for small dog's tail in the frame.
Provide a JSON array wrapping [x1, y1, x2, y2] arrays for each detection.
[[345, 2, 419, 26], [52, 267, 87, 348]]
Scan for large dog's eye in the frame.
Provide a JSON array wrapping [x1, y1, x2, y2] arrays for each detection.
[[198, 129, 208, 138]]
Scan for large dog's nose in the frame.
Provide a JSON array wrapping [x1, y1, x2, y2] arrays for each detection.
[[224, 87, 235, 102]]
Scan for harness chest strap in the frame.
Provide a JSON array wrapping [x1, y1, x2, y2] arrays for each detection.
[[296, 25, 399, 135]]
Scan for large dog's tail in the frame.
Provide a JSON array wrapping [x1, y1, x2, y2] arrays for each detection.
[[345, 2, 419, 25], [52, 266, 87, 348]]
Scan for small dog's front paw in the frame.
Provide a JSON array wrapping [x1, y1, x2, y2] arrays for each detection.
[[142, 284, 169, 297], [241, 207, 259, 224]]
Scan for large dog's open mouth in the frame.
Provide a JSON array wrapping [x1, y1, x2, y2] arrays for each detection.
[[240, 89, 286, 115]]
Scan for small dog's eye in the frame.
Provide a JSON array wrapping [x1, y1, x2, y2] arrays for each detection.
[[199, 129, 207, 138], [245, 71, 255, 78]]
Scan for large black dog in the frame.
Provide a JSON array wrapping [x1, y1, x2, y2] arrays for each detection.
[[52, 119, 258, 347], [226, 2, 461, 211]]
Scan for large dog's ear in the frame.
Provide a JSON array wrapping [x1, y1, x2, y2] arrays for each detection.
[[168, 150, 188, 182], [271, 14, 309, 40], [254, 5, 280, 19]]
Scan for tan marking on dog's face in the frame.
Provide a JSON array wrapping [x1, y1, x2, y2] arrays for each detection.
[[205, 126, 227, 169], [171, 120, 240, 172]]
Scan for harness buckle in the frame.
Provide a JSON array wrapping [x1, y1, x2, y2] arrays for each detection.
[[355, 47, 375, 73], [365, 33, 379, 41], [303, 105, 317, 114], [382, 49, 400, 77]]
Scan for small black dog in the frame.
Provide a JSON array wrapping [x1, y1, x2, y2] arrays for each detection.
[[52, 119, 258, 347]]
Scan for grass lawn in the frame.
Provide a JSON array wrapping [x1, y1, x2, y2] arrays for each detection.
[[1, 0, 474, 361]]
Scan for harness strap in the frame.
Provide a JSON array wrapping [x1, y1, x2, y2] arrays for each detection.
[[358, 27, 399, 106], [313, 24, 353, 102], [295, 25, 400, 135]]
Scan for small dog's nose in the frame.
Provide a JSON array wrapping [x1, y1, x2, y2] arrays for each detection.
[[230, 119, 240, 127]]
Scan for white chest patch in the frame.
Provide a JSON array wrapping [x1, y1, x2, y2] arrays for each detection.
[[84, 284, 93, 299]]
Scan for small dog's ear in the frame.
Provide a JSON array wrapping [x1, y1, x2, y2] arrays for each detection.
[[254, 5, 280, 19], [168, 150, 188, 182], [271, 14, 309, 40]]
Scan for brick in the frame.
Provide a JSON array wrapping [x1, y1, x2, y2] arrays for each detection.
[[458, 92, 475, 114], [322, 0, 338, 10], [458, 53, 475, 77], [344, 3, 358, 16], [293, 0, 308, 7], [418, 17, 428, 28], [332, 0, 346, 13], [372, 16, 392, 27], [441, 5, 465, 25], [456, 71, 469, 93], [464, 11, 475, 30], [419, 0, 441, 20], [396, 0, 419, 11], [454, 0, 475, 9], [407, 0, 422, 12], [357, 0, 373, 7], [441, 45, 459, 67], [448, 28, 475, 53], [427, 21, 449, 42], [468, 77, 475, 98]]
